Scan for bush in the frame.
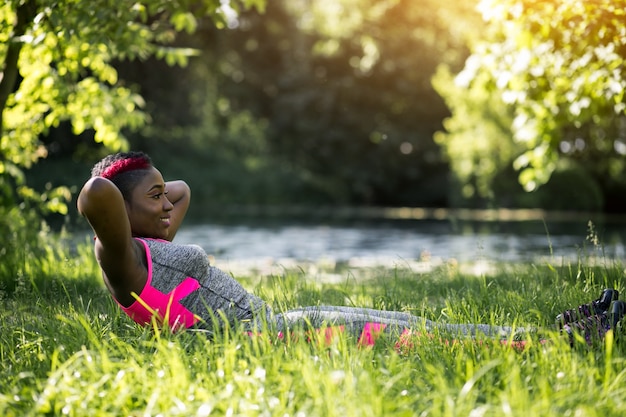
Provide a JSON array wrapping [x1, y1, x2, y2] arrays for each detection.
[[535, 162, 604, 212], [0, 206, 44, 294], [0, 205, 97, 297]]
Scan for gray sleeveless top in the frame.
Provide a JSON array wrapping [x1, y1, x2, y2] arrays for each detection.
[[142, 238, 270, 330]]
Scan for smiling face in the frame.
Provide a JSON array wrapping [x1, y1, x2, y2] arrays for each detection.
[[124, 167, 174, 239]]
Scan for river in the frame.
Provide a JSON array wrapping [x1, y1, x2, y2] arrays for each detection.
[[173, 217, 626, 276]]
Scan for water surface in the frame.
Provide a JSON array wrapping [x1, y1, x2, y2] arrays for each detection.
[[175, 218, 626, 271]]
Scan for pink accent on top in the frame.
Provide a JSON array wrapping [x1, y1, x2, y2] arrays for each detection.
[[119, 238, 201, 331]]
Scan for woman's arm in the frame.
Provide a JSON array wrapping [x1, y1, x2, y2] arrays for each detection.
[[77, 177, 145, 287], [164, 180, 191, 241]]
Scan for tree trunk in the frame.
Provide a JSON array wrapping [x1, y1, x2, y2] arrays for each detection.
[[0, 0, 36, 140]]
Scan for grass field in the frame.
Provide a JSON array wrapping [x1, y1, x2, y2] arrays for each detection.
[[2, 236, 626, 416]]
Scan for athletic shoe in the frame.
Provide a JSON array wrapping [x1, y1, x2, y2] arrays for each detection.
[[610, 300, 626, 334], [562, 312, 610, 345], [556, 288, 618, 328], [562, 299, 626, 346]]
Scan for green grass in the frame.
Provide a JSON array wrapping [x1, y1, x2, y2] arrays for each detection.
[[2, 236, 626, 416]]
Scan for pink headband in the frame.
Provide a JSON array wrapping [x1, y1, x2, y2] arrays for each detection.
[[101, 157, 151, 180]]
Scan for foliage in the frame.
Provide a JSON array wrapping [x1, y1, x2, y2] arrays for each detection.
[[434, 0, 626, 205], [3, 237, 626, 415], [14, 0, 625, 211], [534, 161, 604, 212], [195, 0, 481, 206], [433, 65, 518, 202], [0, 206, 48, 294], [70, 0, 483, 209], [0, 0, 265, 218], [0, 0, 267, 280], [107, 47, 327, 208]]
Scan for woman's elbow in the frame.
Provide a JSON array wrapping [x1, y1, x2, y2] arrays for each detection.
[[77, 177, 117, 216]]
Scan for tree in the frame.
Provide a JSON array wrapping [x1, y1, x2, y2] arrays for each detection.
[[0, 0, 265, 287], [434, 0, 626, 209], [0, 0, 264, 215], [214, 0, 481, 205]]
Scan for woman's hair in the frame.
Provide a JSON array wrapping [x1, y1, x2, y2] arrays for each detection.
[[91, 151, 153, 201]]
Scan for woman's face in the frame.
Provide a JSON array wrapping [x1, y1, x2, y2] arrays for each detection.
[[125, 167, 174, 239]]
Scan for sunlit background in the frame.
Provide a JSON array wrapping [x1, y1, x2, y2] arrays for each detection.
[[2, 0, 626, 266]]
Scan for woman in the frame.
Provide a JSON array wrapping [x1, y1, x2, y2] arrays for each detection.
[[77, 151, 618, 347]]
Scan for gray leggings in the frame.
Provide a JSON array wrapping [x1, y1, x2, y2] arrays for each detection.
[[183, 265, 520, 340], [270, 305, 520, 340]]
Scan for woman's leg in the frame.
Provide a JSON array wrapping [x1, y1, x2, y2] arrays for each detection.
[[272, 305, 521, 341]]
